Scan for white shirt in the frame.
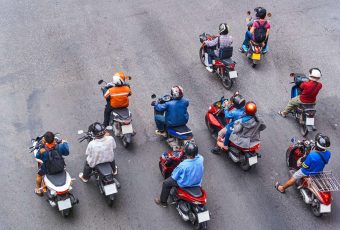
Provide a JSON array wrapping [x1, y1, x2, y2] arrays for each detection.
[[86, 136, 116, 168]]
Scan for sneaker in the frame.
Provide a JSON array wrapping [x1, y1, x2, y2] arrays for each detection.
[[113, 166, 118, 176], [154, 198, 168, 208], [239, 45, 249, 53], [262, 46, 269, 54], [206, 66, 214, 73], [78, 173, 89, 183], [211, 147, 221, 154], [155, 130, 167, 137]]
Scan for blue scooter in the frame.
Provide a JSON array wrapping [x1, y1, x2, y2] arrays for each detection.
[[289, 73, 317, 136], [151, 94, 194, 150]]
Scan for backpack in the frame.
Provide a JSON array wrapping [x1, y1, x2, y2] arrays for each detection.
[[46, 147, 65, 175], [253, 21, 268, 43]]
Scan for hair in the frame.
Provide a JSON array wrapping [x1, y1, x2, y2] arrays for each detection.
[[220, 30, 229, 35], [44, 131, 55, 144], [259, 14, 266, 19]]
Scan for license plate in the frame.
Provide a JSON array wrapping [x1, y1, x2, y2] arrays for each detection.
[[121, 124, 133, 134], [306, 117, 315, 126], [320, 204, 331, 213], [252, 53, 261, 60], [248, 156, 258, 166], [197, 211, 210, 223], [58, 198, 72, 211], [229, 71, 238, 79], [104, 183, 118, 196]]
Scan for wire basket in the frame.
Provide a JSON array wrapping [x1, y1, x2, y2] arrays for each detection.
[[309, 171, 340, 192]]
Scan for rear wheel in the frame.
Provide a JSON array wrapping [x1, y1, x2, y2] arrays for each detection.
[[107, 195, 114, 207], [252, 63, 257, 68], [240, 159, 251, 171], [311, 201, 322, 217], [61, 208, 71, 217], [199, 47, 206, 66], [220, 71, 233, 90], [300, 124, 308, 137], [122, 138, 129, 148]]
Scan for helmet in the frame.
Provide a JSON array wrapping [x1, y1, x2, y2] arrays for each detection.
[[171, 85, 184, 99], [232, 94, 246, 109], [309, 68, 322, 81], [245, 101, 257, 115], [219, 23, 229, 35], [91, 122, 106, 137], [315, 133, 330, 150], [255, 7, 267, 19], [184, 142, 198, 157], [112, 73, 124, 86]]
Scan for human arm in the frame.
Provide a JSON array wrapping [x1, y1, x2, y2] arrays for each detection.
[[171, 164, 183, 181], [154, 101, 168, 112], [204, 36, 219, 47]]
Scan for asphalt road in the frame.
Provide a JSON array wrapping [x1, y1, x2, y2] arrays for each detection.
[[1, 0, 340, 229]]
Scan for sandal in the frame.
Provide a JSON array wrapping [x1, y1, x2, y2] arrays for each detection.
[[278, 111, 287, 118], [34, 188, 43, 196], [275, 181, 285, 193]]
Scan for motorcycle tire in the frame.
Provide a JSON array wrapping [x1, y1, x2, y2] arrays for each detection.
[[205, 115, 216, 139], [193, 215, 207, 230], [252, 63, 257, 68], [199, 47, 206, 66], [220, 73, 233, 90], [311, 202, 322, 217], [300, 124, 308, 137], [286, 149, 291, 168], [240, 160, 252, 171], [61, 208, 71, 217], [107, 195, 114, 207]]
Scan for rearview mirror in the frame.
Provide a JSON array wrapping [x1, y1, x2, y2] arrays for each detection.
[[98, 80, 104, 85], [127, 76, 132, 80], [151, 94, 156, 99], [290, 73, 295, 77], [77, 130, 84, 135], [105, 126, 113, 131]]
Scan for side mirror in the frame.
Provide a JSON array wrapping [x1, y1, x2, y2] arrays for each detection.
[[127, 76, 132, 80], [267, 12, 272, 18], [291, 137, 296, 143], [290, 73, 295, 77], [98, 80, 104, 85], [151, 94, 156, 99], [77, 130, 84, 135], [247, 11, 251, 15], [105, 126, 113, 131]]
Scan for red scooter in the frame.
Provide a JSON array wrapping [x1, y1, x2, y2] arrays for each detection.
[[286, 137, 340, 217], [205, 95, 261, 171], [199, 33, 238, 90], [158, 151, 210, 229]]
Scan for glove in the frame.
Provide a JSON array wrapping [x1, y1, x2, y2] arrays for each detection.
[[151, 101, 156, 106]]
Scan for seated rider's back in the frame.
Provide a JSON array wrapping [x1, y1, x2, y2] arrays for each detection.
[[107, 86, 131, 108]]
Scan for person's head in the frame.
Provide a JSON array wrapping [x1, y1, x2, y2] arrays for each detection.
[[255, 7, 267, 19], [245, 101, 257, 116], [92, 122, 106, 138], [184, 142, 198, 158], [315, 133, 330, 151], [44, 131, 55, 144], [232, 94, 246, 109], [171, 85, 184, 99], [112, 72, 125, 86], [219, 23, 229, 35], [308, 68, 322, 81]]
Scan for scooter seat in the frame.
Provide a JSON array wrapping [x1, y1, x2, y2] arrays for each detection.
[[168, 125, 192, 134], [181, 187, 202, 198], [111, 108, 131, 119], [46, 170, 66, 187], [221, 58, 235, 65], [300, 103, 316, 109], [95, 162, 113, 176]]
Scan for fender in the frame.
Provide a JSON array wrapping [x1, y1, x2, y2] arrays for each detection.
[[206, 113, 223, 130]]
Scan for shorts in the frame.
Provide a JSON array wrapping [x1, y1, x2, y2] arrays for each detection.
[[292, 168, 307, 180]]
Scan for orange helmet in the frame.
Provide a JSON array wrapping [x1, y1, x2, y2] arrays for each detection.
[[245, 101, 257, 115]]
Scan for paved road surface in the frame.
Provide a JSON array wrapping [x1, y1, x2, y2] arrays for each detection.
[[1, 0, 340, 229]]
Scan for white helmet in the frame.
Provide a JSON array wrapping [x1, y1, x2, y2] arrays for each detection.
[[112, 75, 124, 86], [309, 68, 321, 81]]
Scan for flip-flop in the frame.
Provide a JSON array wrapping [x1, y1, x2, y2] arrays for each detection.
[[275, 181, 285, 193], [278, 111, 287, 118], [34, 188, 43, 196]]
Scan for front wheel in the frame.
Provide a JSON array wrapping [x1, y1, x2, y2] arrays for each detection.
[[199, 47, 206, 66], [61, 208, 71, 217], [220, 72, 233, 90], [300, 124, 308, 137]]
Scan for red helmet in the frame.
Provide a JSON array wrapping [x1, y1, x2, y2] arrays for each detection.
[[245, 101, 257, 115]]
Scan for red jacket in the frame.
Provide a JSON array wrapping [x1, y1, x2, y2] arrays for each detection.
[[300, 81, 322, 103]]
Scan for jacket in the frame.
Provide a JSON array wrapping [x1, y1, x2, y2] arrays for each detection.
[[205, 34, 233, 56], [155, 98, 189, 127], [229, 116, 266, 148], [86, 136, 116, 168], [104, 85, 131, 108]]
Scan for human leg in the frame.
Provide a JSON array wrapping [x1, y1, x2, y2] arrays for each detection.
[[281, 96, 301, 115], [159, 177, 178, 205], [276, 169, 305, 193], [104, 104, 113, 127], [79, 162, 92, 182], [240, 31, 252, 52], [154, 115, 166, 132], [211, 127, 226, 154]]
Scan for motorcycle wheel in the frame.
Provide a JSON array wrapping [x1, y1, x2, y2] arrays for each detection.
[[300, 124, 308, 137], [205, 115, 216, 138], [220, 72, 233, 90], [199, 47, 206, 66], [286, 149, 291, 168], [252, 63, 257, 68], [122, 139, 129, 148], [107, 195, 114, 207], [61, 208, 71, 217], [311, 201, 322, 217], [193, 215, 206, 230], [240, 160, 252, 171]]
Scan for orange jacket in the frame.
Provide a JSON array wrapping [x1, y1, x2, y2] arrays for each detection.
[[104, 86, 131, 108]]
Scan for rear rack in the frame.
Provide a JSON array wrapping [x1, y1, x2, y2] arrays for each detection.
[[309, 171, 340, 192]]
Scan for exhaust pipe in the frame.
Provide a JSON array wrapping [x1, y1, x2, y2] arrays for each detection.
[[300, 188, 312, 204], [228, 151, 239, 163]]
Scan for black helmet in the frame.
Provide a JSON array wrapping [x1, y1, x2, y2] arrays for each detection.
[[315, 133, 330, 150], [91, 122, 106, 137], [255, 7, 267, 19], [232, 94, 246, 109], [184, 142, 198, 157], [219, 23, 229, 35]]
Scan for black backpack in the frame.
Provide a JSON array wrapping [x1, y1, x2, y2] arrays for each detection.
[[46, 147, 65, 175], [253, 21, 268, 43]]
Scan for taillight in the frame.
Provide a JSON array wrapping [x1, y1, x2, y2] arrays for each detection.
[[228, 63, 235, 70], [319, 192, 332, 205], [255, 46, 261, 53], [56, 190, 69, 195]]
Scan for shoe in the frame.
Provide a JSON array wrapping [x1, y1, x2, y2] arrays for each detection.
[[262, 46, 269, 54], [154, 198, 167, 208], [211, 147, 221, 154], [34, 188, 43, 197], [113, 166, 118, 176], [206, 66, 214, 73], [239, 45, 249, 53], [155, 130, 167, 137], [78, 173, 89, 183], [278, 111, 287, 118]]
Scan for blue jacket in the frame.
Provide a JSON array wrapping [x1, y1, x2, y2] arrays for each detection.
[[36, 142, 70, 174], [155, 98, 189, 127], [301, 150, 331, 175], [224, 107, 245, 127], [171, 154, 204, 188]]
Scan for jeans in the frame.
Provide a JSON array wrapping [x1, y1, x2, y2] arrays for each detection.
[[160, 177, 178, 204], [155, 115, 166, 131], [104, 104, 113, 127], [82, 160, 116, 180], [223, 123, 234, 146], [207, 48, 217, 66], [242, 31, 269, 50], [283, 96, 301, 114]]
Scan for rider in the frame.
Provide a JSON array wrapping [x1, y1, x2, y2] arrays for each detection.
[[239, 7, 270, 53], [155, 142, 204, 207], [228, 102, 266, 149], [211, 94, 246, 153], [279, 68, 322, 117], [79, 122, 117, 183], [35, 131, 69, 196], [103, 72, 132, 127], [275, 133, 331, 193], [153, 86, 189, 137], [204, 23, 233, 72]]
